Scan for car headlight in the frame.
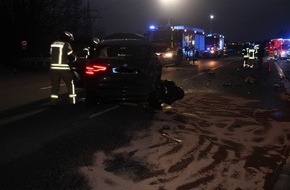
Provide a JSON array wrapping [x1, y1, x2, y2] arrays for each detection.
[[164, 52, 173, 58]]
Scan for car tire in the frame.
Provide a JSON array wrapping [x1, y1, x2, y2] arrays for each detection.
[[148, 98, 162, 109], [148, 89, 163, 110], [85, 91, 100, 106]]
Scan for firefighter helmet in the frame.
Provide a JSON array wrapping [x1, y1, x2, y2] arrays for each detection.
[[92, 37, 100, 45], [58, 31, 74, 42]]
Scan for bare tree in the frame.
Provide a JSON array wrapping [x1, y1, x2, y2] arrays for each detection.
[[0, 0, 86, 57]]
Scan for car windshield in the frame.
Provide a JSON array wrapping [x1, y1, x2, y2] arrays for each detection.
[[147, 31, 172, 42], [91, 45, 150, 60]]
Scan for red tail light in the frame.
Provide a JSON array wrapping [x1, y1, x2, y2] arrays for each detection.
[[85, 64, 107, 75]]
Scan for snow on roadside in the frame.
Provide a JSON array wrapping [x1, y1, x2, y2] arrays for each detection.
[[80, 92, 290, 190]]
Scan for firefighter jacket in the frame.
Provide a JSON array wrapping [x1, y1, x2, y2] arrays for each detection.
[[50, 41, 74, 70], [249, 47, 259, 60], [242, 47, 249, 58]]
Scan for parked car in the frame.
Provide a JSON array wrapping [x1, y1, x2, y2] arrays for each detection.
[[82, 32, 163, 107]]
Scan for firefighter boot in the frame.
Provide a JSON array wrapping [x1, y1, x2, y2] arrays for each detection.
[[50, 98, 58, 107]]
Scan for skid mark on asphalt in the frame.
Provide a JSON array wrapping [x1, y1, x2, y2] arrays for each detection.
[[79, 92, 290, 190]]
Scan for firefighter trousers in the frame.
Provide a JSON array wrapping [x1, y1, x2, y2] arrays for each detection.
[[49, 69, 76, 104]]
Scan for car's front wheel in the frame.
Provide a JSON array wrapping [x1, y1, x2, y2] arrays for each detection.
[[147, 81, 165, 109], [148, 93, 163, 109]]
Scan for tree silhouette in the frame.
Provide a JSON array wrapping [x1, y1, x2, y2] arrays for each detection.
[[0, 0, 90, 59]]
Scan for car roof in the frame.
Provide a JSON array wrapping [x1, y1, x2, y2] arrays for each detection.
[[100, 32, 152, 46]]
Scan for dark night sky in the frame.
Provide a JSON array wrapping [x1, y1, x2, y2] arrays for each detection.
[[90, 0, 290, 42]]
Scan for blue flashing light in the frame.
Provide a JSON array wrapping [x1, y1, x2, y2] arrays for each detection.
[[172, 25, 204, 33], [149, 25, 156, 30]]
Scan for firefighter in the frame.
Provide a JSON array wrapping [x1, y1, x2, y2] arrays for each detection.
[[49, 31, 77, 105], [273, 49, 278, 60], [247, 44, 257, 69], [242, 43, 250, 68], [193, 49, 199, 65]]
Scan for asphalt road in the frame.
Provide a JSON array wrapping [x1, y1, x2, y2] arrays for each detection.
[[0, 55, 290, 189]]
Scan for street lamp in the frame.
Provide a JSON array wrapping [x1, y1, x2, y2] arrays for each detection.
[[160, 0, 178, 26], [160, 0, 177, 5], [210, 14, 214, 34]]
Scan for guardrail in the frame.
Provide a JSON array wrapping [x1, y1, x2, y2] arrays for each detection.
[[16, 57, 51, 71]]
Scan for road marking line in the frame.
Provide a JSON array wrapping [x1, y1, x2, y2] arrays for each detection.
[[41, 83, 65, 90], [274, 62, 286, 78], [274, 62, 290, 94], [89, 105, 120, 119], [0, 108, 47, 126], [183, 65, 223, 82]]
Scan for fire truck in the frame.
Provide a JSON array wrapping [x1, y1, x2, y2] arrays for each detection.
[[267, 38, 290, 60], [145, 25, 205, 64], [203, 33, 225, 57]]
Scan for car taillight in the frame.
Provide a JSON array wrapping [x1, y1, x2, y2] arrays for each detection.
[[85, 64, 107, 75]]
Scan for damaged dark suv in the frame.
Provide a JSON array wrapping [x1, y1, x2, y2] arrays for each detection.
[[83, 33, 163, 107]]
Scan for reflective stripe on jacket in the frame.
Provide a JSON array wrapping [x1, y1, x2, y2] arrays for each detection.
[[50, 41, 73, 70], [242, 48, 249, 58]]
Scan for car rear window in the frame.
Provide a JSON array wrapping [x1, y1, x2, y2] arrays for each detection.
[[91, 45, 150, 59]]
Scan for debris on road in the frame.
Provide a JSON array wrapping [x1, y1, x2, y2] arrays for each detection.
[[245, 74, 255, 84]]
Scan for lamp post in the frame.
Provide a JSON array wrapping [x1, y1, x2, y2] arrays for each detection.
[[210, 14, 214, 34]]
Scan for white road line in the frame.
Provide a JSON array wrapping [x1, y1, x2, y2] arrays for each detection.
[[274, 62, 290, 94], [40, 83, 65, 90], [274, 62, 286, 78], [183, 65, 223, 82], [0, 108, 47, 126], [89, 105, 120, 119]]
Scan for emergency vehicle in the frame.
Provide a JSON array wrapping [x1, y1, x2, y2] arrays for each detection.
[[145, 25, 205, 64], [203, 33, 225, 57], [267, 38, 290, 59]]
